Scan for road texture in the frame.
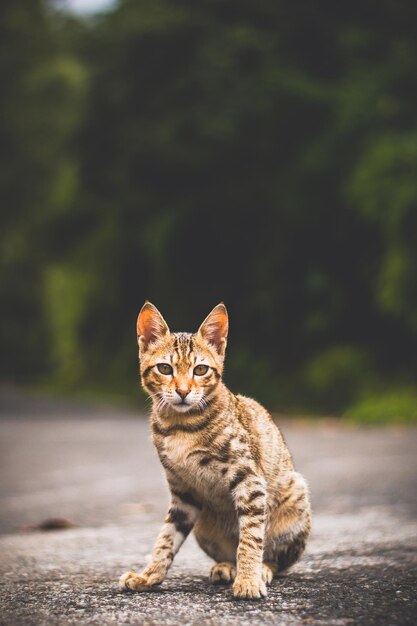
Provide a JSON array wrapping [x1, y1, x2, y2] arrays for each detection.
[[0, 392, 416, 625]]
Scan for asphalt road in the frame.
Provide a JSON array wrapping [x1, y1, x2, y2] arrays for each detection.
[[0, 393, 416, 625]]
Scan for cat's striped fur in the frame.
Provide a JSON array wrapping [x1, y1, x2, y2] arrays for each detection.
[[119, 302, 311, 599]]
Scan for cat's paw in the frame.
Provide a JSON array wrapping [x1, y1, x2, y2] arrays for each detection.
[[210, 562, 236, 585], [119, 570, 163, 592], [232, 575, 267, 600], [261, 562, 276, 585]]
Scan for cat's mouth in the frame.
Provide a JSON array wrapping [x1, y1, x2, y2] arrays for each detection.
[[172, 399, 195, 412]]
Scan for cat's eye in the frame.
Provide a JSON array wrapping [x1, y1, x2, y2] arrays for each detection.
[[194, 364, 209, 376], [157, 363, 173, 375]]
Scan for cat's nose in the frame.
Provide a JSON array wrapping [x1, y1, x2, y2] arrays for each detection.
[[176, 388, 190, 400]]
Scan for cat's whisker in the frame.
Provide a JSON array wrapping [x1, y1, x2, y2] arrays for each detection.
[[155, 396, 166, 412], [197, 395, 208, 413], [147, 392, 162, 400], [147, 392, 163, 409]]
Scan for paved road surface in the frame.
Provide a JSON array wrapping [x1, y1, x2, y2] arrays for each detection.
[[0, 394, 416, 625]]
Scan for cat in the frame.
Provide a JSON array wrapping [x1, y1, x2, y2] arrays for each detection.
[[119, 302, 311, 599]]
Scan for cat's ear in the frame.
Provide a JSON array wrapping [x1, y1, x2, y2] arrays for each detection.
[[137, 301, 169, 352], [198, 303, 228, 355]]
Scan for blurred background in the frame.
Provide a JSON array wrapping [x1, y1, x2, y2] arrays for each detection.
[[1, 0, 416, 422]]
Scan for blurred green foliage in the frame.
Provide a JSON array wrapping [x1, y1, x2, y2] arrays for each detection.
[[1, 0, 416, 420], [346, 388, 417, 425], [304, 346, 373, 411]]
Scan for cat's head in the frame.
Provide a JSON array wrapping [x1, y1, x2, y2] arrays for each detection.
[[136, 302, 228, 413]]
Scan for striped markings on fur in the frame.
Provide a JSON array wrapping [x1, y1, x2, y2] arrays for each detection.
[[119, 302, 311, 599]]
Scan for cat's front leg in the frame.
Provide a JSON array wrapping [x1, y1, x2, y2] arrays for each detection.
[[119, 490, 200, 592], [230, 468, 267, 599]]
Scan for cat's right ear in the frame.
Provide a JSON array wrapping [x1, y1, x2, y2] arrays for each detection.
[[137, 302, 169, 352], [197, 303, 228, 356]]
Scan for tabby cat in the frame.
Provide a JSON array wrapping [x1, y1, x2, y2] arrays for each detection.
[[119, 302, 311, 599]]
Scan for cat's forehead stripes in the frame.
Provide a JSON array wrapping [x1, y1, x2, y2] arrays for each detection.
[[172, 333, 197, 365]]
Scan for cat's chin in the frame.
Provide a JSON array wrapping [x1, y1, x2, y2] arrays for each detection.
[[171, 402, 198, 414]]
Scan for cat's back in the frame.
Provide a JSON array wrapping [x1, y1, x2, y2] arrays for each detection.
[[234, 393, 295, 476]]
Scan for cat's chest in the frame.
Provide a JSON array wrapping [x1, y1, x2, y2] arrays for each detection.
[[162, 434, 191, 468], [160, 434, 230, 502]]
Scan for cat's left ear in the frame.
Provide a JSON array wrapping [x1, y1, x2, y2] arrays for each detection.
[[137, 301, 170, 352], [198, 303, 228, 356]]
